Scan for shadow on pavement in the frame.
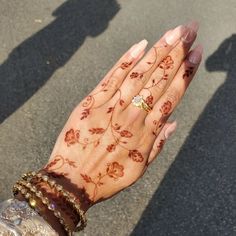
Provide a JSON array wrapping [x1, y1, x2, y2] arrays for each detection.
[[131, 35, 236, 235], [0, 0, 119, 123]]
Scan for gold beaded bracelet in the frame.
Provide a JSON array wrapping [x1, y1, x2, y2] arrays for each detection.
[[21, 171, 87, 231], [13, 181, 73, 235]]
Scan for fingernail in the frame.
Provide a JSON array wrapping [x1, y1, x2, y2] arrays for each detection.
[[188, 44, 203, 64], [164, 121, 177, 139], [181, 29, 196, 43], [165, 25, 187, 45], [181, 21, 199, 43], [186, 21, 199, 33], [130, 39, 148, 58]]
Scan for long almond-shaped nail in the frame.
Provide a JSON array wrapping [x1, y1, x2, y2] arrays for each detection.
[[130, 39, 148, 58], [181, 29, 196, 43], [186, 20, 199, 33], [188, 44, 203, 64], [181, 21, 199, 43], [164, 121, 177, 139], [165, 25, 187, 45]]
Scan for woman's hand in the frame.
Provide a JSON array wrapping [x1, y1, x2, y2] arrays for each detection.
[[44, 22, 202, 211]]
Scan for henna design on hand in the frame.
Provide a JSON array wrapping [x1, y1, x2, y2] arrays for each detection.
[[80, 60, 132, 120], [152, 100, 172, 136], [65, 129, 80, 146], [183, 66, 194, 79], [143, 54, 174, 106], [45, 155, 78, 177], [65, 87, 144, 161], [157, 139, 165, 151], [81, 162, 124, 201]]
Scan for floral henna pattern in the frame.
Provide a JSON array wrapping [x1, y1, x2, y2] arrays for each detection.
[[160, 101, 172, 115], [65, 49, 175, 162], [44, 155, 77, 177], [80, 60, 132, 120], [81, 162, 124, 201], [152, 100, 173, 136], [65, 129, 80, 146], [143, 54, 174, 106], [65, 88, 144, 162], [183, 66, 194, 79]]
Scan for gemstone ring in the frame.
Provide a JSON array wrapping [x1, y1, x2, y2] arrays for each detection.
[[131, 95, 152, 113]]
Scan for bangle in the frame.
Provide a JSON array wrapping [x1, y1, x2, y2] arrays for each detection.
[[21, 171, 87, 231], [13, 181, 72, 235]]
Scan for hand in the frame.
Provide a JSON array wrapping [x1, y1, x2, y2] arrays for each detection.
[[43, 22, 202, 211]]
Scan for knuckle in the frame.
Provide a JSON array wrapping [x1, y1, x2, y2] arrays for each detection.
[[165, 88, 180, 103]]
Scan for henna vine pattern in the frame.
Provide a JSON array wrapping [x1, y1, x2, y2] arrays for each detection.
[[152, 100, 173, 136], [143, 54, 174, 106], [64, 59, 145, 161], [80, 61, 133, 120], [81, 162, 124, 200], [65, 47, 174, 162], [44, 155, 77, 177], [183, 66, 194, 79]]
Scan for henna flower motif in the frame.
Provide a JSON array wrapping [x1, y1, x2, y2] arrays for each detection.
[[64, 129, 80, 146], [160, 101, 172, 116], [159, 56, 174, 70], [106, 162, 124, 179], [128, 149, 144, 162], [145, 95, 153, 106]]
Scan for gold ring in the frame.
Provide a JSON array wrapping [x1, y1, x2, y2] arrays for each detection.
[[132, 95, 152, 113]]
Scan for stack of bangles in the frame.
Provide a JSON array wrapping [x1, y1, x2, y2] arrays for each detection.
[[12, 171, 87, 235]]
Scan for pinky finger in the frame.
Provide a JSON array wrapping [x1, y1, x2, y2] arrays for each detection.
[[147, 121, 177, 165]]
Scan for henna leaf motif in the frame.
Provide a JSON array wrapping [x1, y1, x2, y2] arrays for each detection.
[[107, 107, 114, 113], [130, 72, 139, 79], [119, 99, 125, 106], [121, 61, 132, 70], [81, 108, 90, 120], [81, 174, 93, 183], [89, 128, 105, 134], [65, 158, 77, 168], [114, 123, 121, 130], [157, 139, 165, 150], [94, 140, 100, 147], [120, 130, 133, 138], [128, 149, 144, 162]]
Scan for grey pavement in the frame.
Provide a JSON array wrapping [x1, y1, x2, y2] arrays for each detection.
[[0, 0, 236, 235]]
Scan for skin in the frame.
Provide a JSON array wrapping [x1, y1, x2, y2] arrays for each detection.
[[41, 22, 203, 216]]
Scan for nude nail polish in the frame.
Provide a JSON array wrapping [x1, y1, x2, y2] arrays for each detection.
[[165, 25, 187, 45], [130, 39, 148, 58], [181, 21, 199, 43], [188, 44, 203, 64], [186, 21, 199, 33], [164, 121, 177, 139], [181, 29, 196, 43]]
